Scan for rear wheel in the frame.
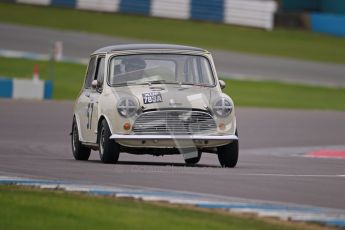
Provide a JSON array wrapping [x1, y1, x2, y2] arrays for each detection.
[[99, 120, 120, 164], [71, 118, 91, 161], [184, 151, 202, 165]]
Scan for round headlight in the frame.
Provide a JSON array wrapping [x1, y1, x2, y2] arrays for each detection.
[[213, 98, 233, 117], [117, 97, 138, 117]]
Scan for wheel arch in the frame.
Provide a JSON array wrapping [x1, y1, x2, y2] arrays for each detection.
[[97, 114, 112, 144], [73, 113, 84, 141]]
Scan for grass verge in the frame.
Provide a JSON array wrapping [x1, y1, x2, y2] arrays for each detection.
[[0, 185, 330, 230], [227, 80, 345, 111], [1, 3, 345, 64], [1, 57, 345, 110], [0, 57, 84, 100]]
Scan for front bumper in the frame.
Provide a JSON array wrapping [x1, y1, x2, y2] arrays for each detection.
[[110, 134, 238, 148]]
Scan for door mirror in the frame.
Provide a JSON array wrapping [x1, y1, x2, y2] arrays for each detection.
[[219, 80, 226, 89]]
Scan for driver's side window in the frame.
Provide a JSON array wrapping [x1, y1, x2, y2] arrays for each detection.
[[84, 56, 96, 89], [95, 57, 105, 91]]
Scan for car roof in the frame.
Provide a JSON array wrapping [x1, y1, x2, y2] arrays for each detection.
[[92, 44, 207, 55]]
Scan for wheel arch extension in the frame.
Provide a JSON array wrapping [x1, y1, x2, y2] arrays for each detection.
[[96, 115, 112, 144], [73, 113, 83, 141]]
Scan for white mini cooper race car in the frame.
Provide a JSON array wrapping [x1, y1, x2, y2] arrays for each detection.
[[71, 44, 238, 167]]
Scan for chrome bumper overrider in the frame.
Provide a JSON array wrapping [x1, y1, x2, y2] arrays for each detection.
[[110, 134, 238, 141]]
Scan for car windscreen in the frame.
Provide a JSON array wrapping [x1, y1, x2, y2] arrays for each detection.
[[108, 54, 215, 86]]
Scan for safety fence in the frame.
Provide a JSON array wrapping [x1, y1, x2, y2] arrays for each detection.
[[13, 0, 277, 30]]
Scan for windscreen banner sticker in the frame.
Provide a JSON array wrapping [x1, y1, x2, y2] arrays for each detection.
[[142, 92, 163, 104]]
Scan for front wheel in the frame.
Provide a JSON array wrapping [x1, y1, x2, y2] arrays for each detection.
[[217, 140, 239, 168], [99, 120, 120, 164], [71, 118, 91, 161]]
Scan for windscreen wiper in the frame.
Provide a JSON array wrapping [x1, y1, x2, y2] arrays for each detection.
[[146, 80, 167, 85]]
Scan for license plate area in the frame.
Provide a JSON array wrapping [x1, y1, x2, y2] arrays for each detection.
[[142, 92, 163, 104]]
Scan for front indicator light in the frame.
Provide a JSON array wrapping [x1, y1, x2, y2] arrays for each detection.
[[219, 123, 226, 130], [123, 122, 131, 130]]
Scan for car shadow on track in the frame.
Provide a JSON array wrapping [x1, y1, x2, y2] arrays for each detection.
[[86, 160, 220, 168]]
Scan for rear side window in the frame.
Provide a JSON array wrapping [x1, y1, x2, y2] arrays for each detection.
[[84, 56, 96, 89]]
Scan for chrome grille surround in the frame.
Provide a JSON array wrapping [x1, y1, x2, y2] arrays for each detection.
[[133, 110, 217, 135]]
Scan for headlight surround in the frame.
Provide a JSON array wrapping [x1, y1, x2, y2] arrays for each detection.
[[117, 97, 139, 118], [212, 98, 233, 117]]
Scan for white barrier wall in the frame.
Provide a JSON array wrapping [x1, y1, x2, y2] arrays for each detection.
[[12, 79, 45, 99], [0, 77, 53, 100], [17, 0, 51, 5], [151, 0, 190, 20], [224, 0, 277, 30], [77, 0, 120, 12], [11, 0, 277, 30]]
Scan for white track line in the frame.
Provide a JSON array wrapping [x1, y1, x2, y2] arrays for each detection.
[[230, 173, 345, 178]]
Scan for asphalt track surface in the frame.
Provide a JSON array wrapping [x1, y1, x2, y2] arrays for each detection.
[[1, 23, 345, 87], [1, 22, 345, 212], [1, 100, 345, 210]]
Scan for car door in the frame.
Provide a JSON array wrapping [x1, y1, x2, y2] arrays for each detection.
[[77, 56, 96, 143], [88, 56, 105, 143]]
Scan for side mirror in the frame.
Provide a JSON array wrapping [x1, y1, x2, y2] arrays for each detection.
[[219, 80, 226, 89], [91, 80, 101, 90]]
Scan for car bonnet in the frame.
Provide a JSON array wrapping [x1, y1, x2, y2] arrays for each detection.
[[110, 84, 220, 110]]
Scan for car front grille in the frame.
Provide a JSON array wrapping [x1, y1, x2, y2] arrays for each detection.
[[133, 110, 217, 135]]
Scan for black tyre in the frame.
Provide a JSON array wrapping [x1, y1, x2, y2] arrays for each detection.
[[99, 120, 120, 164], [217, 136, 239, 168], [71, 118, 91, 161], [184, 151, 202, 165]]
